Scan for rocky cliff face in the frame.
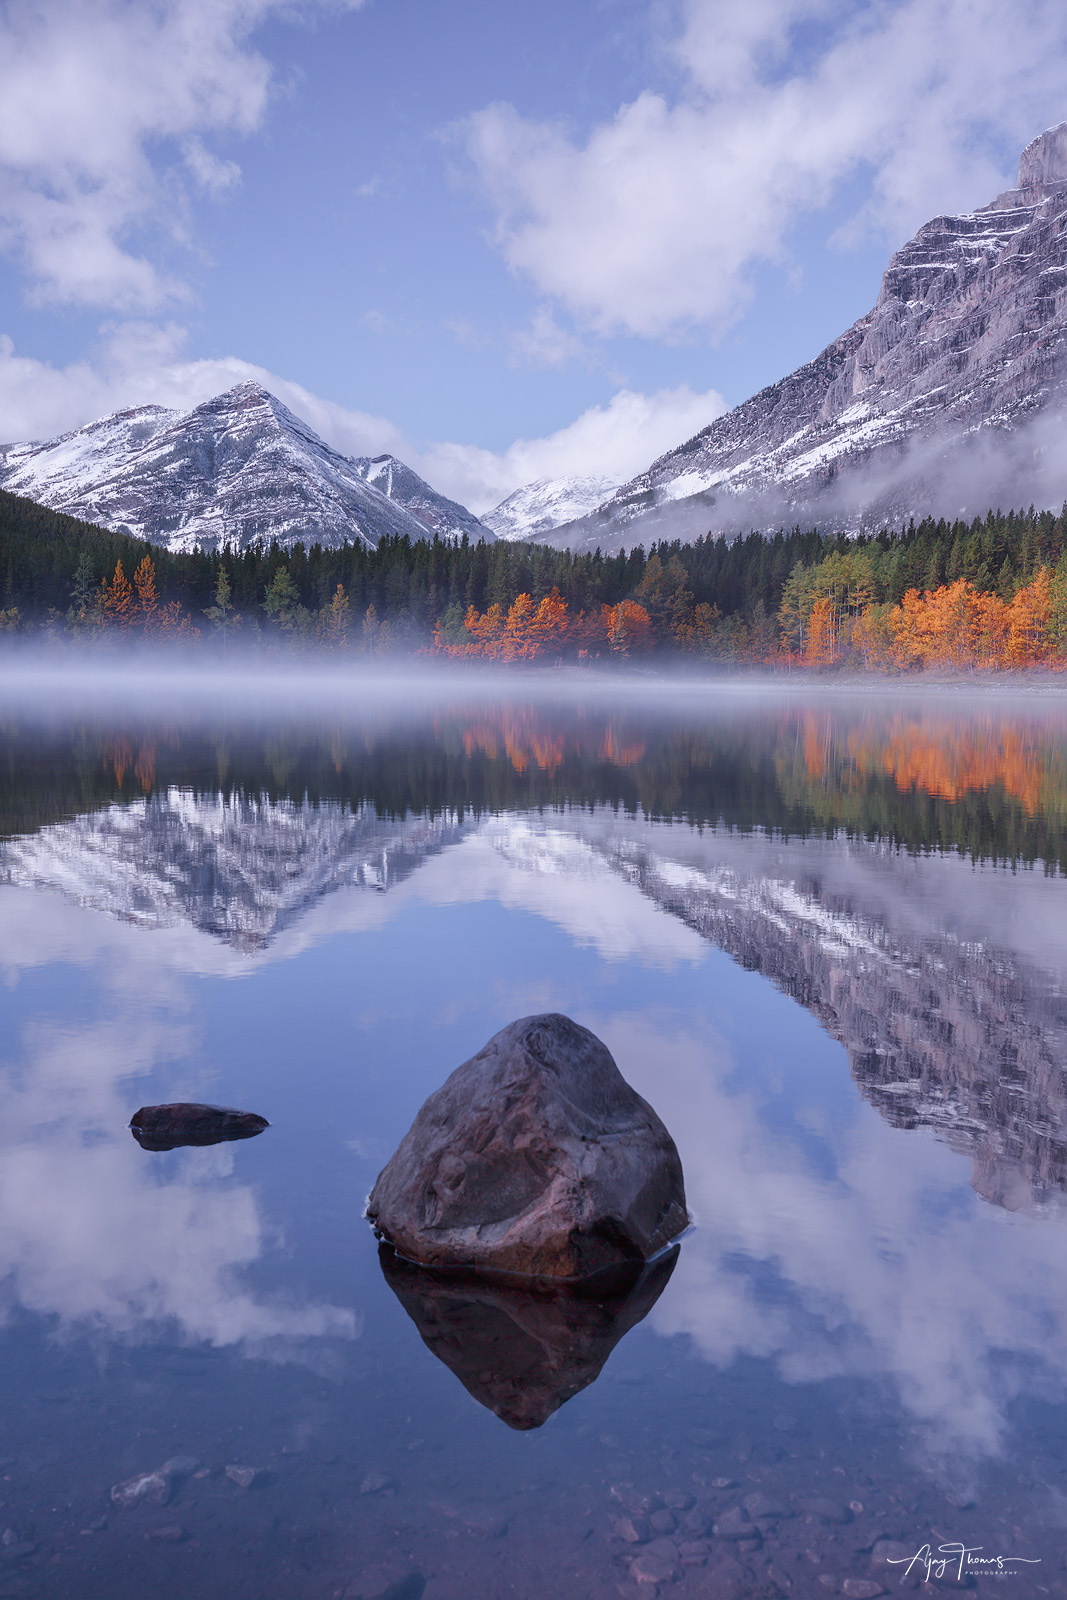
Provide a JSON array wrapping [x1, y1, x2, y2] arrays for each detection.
[[350, 453, 493, 543], [0, 381, 489, 553], [543, 124, 1067, 552], [565, 818, 1067, 1214]]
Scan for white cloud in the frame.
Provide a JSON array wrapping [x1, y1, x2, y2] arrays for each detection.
[[0, 323, 723, 512], [0, 323, 409, 458], [509, 305, 588, 369], [463, 0, 1067, 338], [0, 0, 361, 310], [420, 382, 726, 511]]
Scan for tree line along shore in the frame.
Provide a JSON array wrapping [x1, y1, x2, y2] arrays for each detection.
[[2, 486, 1067, 669]]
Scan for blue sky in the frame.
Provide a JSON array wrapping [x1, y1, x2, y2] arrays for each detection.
[[1, 0, 1066, 511]]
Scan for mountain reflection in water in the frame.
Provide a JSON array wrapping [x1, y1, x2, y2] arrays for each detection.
[[4, 689, 1067, 1470], [4, 697, 1067, 1214], [377, 1244, 679, 1430]]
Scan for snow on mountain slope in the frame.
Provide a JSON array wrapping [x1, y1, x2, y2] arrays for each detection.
[[539, 123, 1067, 552], [0, 790, 469, 950], [481, 474, 619, 541], [0, 381, 482, 553], [351, 454, 494, 542]]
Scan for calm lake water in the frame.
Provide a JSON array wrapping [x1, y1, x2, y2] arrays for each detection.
[[2, 671, 1067, 1600]]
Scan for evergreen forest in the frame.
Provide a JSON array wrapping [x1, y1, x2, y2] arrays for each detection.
[[3, 485, 1067, 668]]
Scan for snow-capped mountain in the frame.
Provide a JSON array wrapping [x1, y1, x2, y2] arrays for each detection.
[[0, 381, 489, 553], [482, 473, 619, 542], [351, 453, 493, 543], [539, 123, 1067, 552]]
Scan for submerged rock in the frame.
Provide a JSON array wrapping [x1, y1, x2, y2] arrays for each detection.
[[110, 1471, 170, 1509], [378, 1239, 678, 1429], [366, 1013, 687, 1279], [130, 1103, 269, 1152]]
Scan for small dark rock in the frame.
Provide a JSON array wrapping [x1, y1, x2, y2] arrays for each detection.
[[743, 1492, 793, 1522], [630, 1539, 680, 1584], [610, 1487, 662, 1514], [680, 1509, 712, 1537], [648, 1509, 676, 1535], [614, 1517, 650, 1544], [225, 1465, 269, 1490], [130, 1103, 269, 1152], [662, 1490, 695, 1511], [714, 1506, 759, 1541]]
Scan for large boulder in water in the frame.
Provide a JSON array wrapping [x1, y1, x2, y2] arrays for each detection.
[[365, 1014, 688, 1279]]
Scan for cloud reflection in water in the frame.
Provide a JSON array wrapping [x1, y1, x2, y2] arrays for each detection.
[[3, 783, 1067, 1461]]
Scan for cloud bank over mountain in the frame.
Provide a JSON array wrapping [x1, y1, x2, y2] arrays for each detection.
[[464, 0, 1067, 340]]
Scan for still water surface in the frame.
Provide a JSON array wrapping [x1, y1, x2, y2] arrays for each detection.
[[2, 677, 1067, 1599]]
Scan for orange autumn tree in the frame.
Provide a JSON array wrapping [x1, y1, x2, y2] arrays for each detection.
[[1007, 567, 1055, 667], [888, 580, 1011, 671], [462, 601, 506, 658], [602, 599, 652, 655], [317, 584, 351, 650], [99, 560, 134, 628], [133, 554, 159, 630], [805, 596, 838, 666], [96, 554, 199, 637], [443, 590, 572, 661], [523, 588, 569, 656]]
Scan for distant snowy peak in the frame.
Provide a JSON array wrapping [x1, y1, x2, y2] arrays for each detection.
[[0, 381, 487, 554], [351, 454, 494, 543], [482, 474, 619, 541], [537, 121, 1067, 552]]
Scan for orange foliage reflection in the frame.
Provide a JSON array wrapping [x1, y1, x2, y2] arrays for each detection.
[[797, 712, 1064, 811], [454, 711, 645, 776]]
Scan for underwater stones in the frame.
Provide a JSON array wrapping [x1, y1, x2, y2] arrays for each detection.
[[713, 1506, 760, 1541], [130, 1103, 269, 1152], [366, 1013, 688, 1279], [796, 1496, 853, 1524], [110, 1471, 170, 1509], [110, 1455, 202, 1510]]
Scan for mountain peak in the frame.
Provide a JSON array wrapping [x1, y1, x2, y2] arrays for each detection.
[[0, 383, 492, 553], [1017, 121, 1067, 193]]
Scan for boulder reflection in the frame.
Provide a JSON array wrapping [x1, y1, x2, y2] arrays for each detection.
[[377, 1242, 679, 1429]]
